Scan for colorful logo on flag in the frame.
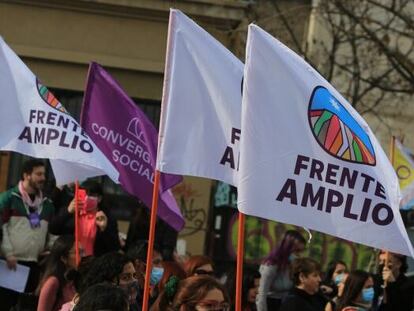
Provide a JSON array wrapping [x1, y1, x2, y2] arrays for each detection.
[[308, 86, 376, 165], [36, 79, 68, 114]]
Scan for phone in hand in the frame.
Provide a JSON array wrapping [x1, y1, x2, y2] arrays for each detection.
[[76, 188, 87, 203], [84, 196, 98, 213]]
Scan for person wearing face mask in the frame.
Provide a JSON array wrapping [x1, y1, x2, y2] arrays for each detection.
[[374, 252, 414, 311], [320, 260, 348, 300], [336, 270, 375, 311], [256, 230, 307, 311], [324, 272, 348, 311], [149, 261, 186, 311], [279, 258, 327, 311], [79, 252, 140, 311]]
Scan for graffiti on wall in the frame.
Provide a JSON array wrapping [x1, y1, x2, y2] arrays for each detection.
[[173, 181, 207, 237], [227, 214, 377, 270], [214, 182, 377, 270]]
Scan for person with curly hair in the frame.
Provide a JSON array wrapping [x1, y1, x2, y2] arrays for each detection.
[[72, 283, 129, 311], [79, 252, 139, 311]]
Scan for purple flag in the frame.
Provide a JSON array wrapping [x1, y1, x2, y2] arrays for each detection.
[[81, 62, 184, 231]]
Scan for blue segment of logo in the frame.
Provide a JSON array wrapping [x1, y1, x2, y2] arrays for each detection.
[[310, 86, 374, 156]]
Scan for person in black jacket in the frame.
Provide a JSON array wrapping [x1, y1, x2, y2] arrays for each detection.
[[376, 252, 414, 311], [279, 257, 327, 311], [125, 207, 177, 261], [49, 181, 120, 257]]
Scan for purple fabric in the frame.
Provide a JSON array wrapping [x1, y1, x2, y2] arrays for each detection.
[[81, 62, 184, 231]]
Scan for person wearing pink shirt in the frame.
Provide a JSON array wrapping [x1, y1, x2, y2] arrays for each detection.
[[36, 235, 78, 311]]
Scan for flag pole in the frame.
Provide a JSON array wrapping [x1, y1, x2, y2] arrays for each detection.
[[74, 181, 80, 267], [383, 135, 396, 298], [142, 170, 161, 311], [235, 212, 246, 311]]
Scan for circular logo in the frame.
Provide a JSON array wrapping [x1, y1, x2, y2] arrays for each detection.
[[308, 86, 376, 166], [396, 165, 411, 180]]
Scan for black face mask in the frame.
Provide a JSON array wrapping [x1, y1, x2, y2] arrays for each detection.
[[119, 280, 139, 306]]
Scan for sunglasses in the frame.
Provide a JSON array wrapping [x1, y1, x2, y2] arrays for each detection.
[[195, 301, 230, 311], [195, 269, 214, 276]]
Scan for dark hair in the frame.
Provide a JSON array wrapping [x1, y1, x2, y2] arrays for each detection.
[[336, 270, 372, 310], [156, 275, 229, 311], [323, 260, 347, 283], [226, 265, 261, 309], [264, 230, 306, 269], [36, 235, 74, 295], [391, 253, 408, 274], [72, 282, 129, 311], [290, 257, 321, 286], [80, 252, 132, 294], [21, 159, 45, 180], [82, 180, 103, 197], [127, 240, 161, 263], [184, 255, 214, 277], [65, 256, 96, 293]]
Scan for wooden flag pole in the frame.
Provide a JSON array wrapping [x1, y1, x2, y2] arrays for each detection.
[[74, 181, 80, 267], [235, 212, 246, 311], [142, 170, 161, 311]]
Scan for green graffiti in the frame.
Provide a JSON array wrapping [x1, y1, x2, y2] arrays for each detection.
[[230, 215, 376, 270]]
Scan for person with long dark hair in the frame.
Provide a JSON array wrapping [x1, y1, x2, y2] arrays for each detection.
[[336, 270, 374, 311], [320, 260, 348, 300], [49, 181, 120, 257], [36, 235, 77, 311], [256, 230, 306, 311], [375, 252, 413, 311], [226, 265, 261, 311]]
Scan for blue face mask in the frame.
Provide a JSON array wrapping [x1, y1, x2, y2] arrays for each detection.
[[289, 254, 298, 262], [334, 273, 345, 286], [150, 267, 164, 286], [362, 287, 374, 303]]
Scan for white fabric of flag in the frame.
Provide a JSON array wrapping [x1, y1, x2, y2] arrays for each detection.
[[156, 9, 243, 186], [0, 37, 119, 186], [238, 25, 413, 256]]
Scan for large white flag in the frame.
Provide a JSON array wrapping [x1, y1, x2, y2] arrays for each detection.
[[238, 25, 414, 256], [0, 37, 119, 185], [156, 9, 243, 186]]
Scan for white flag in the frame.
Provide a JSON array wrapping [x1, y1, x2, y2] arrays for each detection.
[[156, 9, 243, 186], [0, 37, 119, 185], [238, 25, 414, 256]]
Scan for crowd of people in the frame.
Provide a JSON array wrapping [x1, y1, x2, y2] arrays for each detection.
[[0, 159, 413, 311]]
